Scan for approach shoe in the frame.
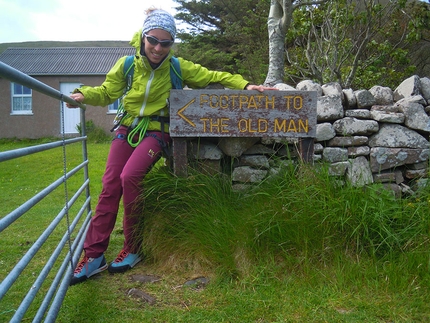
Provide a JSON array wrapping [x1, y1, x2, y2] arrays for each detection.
[[108, 249, 142, 274], [70, 254, 108, 286]]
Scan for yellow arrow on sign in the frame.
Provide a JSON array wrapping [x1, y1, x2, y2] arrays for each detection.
[[177, 98, 196, 127]]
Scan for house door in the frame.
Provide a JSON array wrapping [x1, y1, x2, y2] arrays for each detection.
[[60, 82, 81, 134]]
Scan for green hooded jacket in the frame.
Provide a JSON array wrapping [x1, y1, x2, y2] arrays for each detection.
[[75, 30, 250, 132]]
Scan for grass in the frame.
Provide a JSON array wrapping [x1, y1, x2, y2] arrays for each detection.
[[1, 137, 429, 322]]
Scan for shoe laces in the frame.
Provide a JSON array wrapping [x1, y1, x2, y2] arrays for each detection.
[[74, 256, 90, 274], [114, 250, 129, 263]]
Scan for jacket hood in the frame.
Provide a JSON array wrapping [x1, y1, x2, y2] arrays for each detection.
[[130, 30, 143, 56]]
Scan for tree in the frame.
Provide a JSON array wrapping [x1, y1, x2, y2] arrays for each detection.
[[173, 0, 427, 89], [173, 0, 239, 73], [265, 0, 327, 86], [173, 0, 271, 84], [282, 0, 428, 89]]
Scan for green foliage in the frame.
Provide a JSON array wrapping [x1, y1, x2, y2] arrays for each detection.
[[140, 163, 429, 280], [227, 0, 271, 84], [404, 0, 430, 42], [175, 33, 237, 73], [174, 0, 270, 84], [285, 0, 425, 89], [76, 120, 112, 143], [174, 0, 426, 88]]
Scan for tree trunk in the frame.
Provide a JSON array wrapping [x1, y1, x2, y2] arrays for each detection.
[[265, 0, 293, 86]]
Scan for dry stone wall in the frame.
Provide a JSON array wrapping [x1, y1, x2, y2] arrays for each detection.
[[186, 75, 430, 195]]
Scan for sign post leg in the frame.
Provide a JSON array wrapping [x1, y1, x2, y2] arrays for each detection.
[[172, 138, 188, 177], [299, 138, 314, 163]]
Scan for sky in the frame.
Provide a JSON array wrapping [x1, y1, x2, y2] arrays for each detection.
[[0, 0, 178, 43]]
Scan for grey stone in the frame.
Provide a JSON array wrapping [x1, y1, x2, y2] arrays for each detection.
[[317, 95, 344, 121], [183, 277, 210, 289], [370, 104, 402, 113], [239, 155, 270, 169], [316, 123, 336, 141], [396, 100, 430, 132], [328, 161, 349, 176], [232, 166, 268, 183], [191, 142, 223, 160], [323, 147, 348, 163], [322, 82, 343, 98], [355, 89, 376, 108], [345, 109, 371, 119], [396, 95, 427, 106], [368, 124, 429, 148], [274, 83, 296, 91], [373, 172, 397, 183], [328, 136, 368, 147], [343, 88, 357, 108], [369, 110, 405, 124], [296, 80, 323, 96], [420, 77, 430, 101], [347, 156, 373, 187], [127, 288, 156, 305], [314, 143, 324, 153], [369, 147, 429, 172], [348, 146, 370, 157], [333, 117, 379, 135], [218, 137, 260, 157], [394, 75, 421, 101], [405, 168, 427, 179], [369, 85, 394, 105]]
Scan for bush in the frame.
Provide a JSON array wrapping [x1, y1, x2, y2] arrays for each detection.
[[76, 120, 112, 143]]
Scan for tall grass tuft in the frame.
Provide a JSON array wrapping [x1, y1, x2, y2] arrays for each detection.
[[247, 163, 428, 258], [141, 168, 251, 277], [139, 161, 429, 285]]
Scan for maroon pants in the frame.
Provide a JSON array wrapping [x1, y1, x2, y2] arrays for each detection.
[[84, 126, 170, 258]]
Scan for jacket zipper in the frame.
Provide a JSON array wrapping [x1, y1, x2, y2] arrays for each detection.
[[139, 69, 155, 116]]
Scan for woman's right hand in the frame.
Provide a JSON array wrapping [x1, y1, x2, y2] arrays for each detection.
[[66, 93, 85, 108]]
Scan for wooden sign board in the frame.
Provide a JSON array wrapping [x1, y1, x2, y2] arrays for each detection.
[[169, 90, 317, 138]]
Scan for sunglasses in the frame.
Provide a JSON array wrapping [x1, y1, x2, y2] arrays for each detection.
[[144, 34, 174, 48]]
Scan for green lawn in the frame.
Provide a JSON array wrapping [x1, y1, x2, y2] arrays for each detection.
[[1, 138, 429, 322]]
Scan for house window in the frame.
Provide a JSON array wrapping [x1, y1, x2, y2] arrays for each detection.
[[108, 99, 120, 113], [11, 83, 32, 114]]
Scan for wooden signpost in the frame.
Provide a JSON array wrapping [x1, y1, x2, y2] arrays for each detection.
[[169, 89, 317, 175]]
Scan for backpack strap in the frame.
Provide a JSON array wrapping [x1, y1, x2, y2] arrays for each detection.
[[111, 55, 134, 132], [123, 55, 135, 93], [170, 56, 183, 90], [124, 55, 181, 91]]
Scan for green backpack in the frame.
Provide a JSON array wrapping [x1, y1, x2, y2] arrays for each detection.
[[123, 55, 183, 91]]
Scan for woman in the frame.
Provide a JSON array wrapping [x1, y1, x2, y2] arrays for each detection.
[[68, 8, 276, 285]]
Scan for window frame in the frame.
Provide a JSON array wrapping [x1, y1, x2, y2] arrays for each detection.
[[108, 98, 120, 114], [11, 83, 33, 115]]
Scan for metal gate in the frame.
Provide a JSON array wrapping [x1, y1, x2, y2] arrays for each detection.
[[0, 61, 91, 322]]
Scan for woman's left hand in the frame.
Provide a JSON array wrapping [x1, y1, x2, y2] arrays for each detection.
[[245, 84, 278, 92]]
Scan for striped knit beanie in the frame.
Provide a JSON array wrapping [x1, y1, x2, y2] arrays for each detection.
[[142, 10, 176, 40]]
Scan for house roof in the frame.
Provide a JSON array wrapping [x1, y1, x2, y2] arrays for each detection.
[[0, 47, 136, 76]]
